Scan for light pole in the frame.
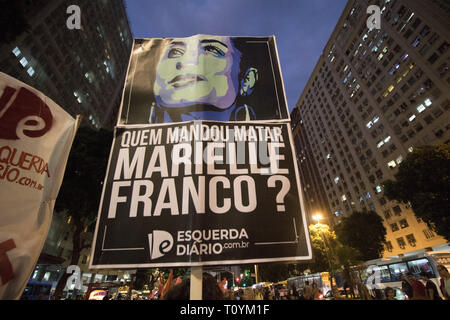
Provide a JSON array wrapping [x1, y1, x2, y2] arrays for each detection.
[[312, 213, 334, 290]]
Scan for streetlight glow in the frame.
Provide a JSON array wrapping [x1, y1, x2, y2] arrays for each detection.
[[312, 213, 323, 223]]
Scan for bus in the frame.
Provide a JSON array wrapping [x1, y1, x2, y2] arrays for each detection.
[[357, 250, 450, 299]]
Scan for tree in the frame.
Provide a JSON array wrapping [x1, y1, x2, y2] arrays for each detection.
[[383, 143, 450, 241], [335, 210, 386, 261], [52, 126, 113, 299], [257, 262, 302, 283], [306, 223, 339, 274]]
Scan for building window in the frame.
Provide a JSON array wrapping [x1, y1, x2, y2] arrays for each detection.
[[385, 241, 393, 252], [391, 223, 399, 232], [406, 234, 417, 247], [19, 57, 28, 67], [393, 205, 402, 216], [428, 53, 439, 65], [384, 209, 392, 220], [423, 228, 435, 239], [387, 160, 396, 169], [12, 47, 21, 56], [396, 237, 407, 249], [399, 219, 409, 229], [417, 104, 426, 113], [27, 66, 35, 77]]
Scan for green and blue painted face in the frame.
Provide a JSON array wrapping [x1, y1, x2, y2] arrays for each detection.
[[154, 35, 242, 109]]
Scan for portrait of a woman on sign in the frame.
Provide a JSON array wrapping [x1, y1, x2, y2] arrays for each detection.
[[118, 34, 288, 124]]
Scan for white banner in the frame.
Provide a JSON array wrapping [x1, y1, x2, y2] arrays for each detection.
[[0, 72, 78, 300]]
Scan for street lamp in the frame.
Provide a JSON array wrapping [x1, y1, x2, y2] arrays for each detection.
[[312, 213, 323, 224], [312, 212, 334, 290]]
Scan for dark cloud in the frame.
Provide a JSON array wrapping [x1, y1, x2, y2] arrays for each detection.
[[125, 0, 347, 111]]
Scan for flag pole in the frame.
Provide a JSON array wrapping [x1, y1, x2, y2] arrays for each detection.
[[190, 266, 202, 300]]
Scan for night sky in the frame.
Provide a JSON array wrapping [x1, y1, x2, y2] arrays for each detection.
[[124, 0, 348, 112]]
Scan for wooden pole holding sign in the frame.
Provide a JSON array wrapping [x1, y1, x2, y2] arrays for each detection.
[[190, 266, 202, 300]]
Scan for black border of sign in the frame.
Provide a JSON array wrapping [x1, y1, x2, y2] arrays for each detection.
[[89, 121, 311, 269]]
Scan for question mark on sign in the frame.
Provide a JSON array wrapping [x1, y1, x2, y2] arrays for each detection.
[[267, 175, 290, 212]]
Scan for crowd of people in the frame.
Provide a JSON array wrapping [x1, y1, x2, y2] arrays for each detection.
[[51, 264, 450, 301]]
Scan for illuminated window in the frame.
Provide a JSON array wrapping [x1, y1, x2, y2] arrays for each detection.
[[396, 237, 406, 249], [19, 57, 28, 67], [416, 104, 425, 113], [406, 234, 416, 247], [388, 84, 395, 92], [391, 223, 399, 232], [327, 153, 331, 159], [387, 160, 396, 168], [396, 155, 403, 164], [408, 114, 416, 122], [384, 136, 391, 143], [334, 177, 340, 184], [12, 47, 21, 56], [27, 66, 35, 77], [341, 194, 347, 202], [377, 140, 385, 148], [376, 185, 382, 193], [399, 219, 409, 229], [378, 53, 384, 60], [424, 98, 432, 106], [408, 147, 414, 152]]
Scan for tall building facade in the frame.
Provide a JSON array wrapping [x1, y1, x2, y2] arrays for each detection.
[[292, 0, 449, 258], [0, 0, 133, 128], [291, 108, 334, 227], [0, 0, 134, 296]]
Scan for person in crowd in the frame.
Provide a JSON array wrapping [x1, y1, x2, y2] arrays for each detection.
[[403, 272, 427, 300], [303, 281, 313, 300], [401, 272, 414, 299], [274, 288, 280, 300], [255, 289, 263, 300], [291, 285, 298, 300], [312, 282, 322, 300], [384, 287, 396, 300], [421, 271, 442, 300], [163, 272, 224, 300], [263, 287, 270, 300], [437, 264, 450, 300]]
